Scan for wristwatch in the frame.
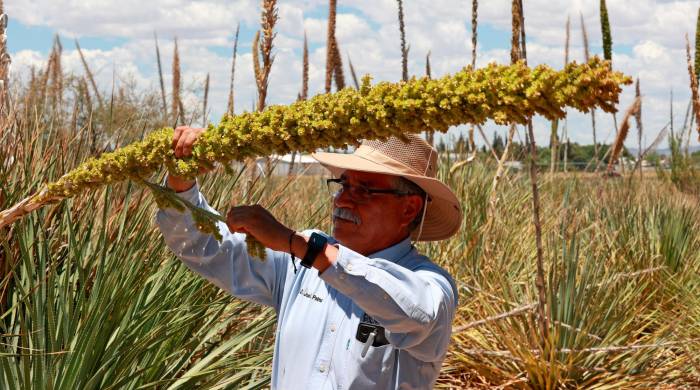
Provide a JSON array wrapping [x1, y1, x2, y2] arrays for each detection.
[[301, 232, 328, 269]]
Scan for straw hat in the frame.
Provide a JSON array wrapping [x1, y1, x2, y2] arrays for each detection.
[[312, 134, 462, 241]]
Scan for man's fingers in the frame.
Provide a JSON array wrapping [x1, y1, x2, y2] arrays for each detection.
[[174, 135, 187, 158], [226, 209, 249, 233], [181, 132, 199, 157], [175, 130, 196, 158], [172, 126, 186, 149]]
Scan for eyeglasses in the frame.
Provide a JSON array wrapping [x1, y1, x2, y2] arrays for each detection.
[[326, 178, 415, 203]]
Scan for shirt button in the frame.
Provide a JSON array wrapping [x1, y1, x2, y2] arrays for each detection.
[[330, 324, 337, 332], [319, 364, 327, 373], [346, 263, 353, 272]]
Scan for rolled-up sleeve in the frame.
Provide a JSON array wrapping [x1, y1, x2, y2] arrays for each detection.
[[319, 244, 457, 362], [155, 182, 289, 312]]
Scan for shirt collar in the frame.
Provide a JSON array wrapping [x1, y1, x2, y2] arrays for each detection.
[[368, 236, 413, 263]]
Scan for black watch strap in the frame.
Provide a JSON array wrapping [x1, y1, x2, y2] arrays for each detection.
[[301, 232, 327, 269]]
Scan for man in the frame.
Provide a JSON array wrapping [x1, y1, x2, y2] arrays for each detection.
[[157, 126, 462, 389]]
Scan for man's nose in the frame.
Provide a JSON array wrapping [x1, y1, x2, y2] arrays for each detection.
[[333, 188, 355, 208]]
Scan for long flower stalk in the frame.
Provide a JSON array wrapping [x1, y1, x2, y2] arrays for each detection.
[[0, 0, 9, 116], [397, 0, 409, 82], [606, 97, 641, 175], [695, 7, 700, 81], [172, 38, 182, 124], [325, 0, 339, 93], [686, 34, 700, 139], [581, 12, 598, 165], [153, 32, 167, 119], [0, 59, 630, 230], [467, 0, 478, 159], [226, 23, 240, 116]]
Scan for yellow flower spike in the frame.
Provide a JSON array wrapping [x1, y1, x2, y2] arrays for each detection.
[[2, 58, 631, 242]]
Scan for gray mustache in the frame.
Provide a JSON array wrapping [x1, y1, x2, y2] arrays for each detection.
[[332, 208, 361, 224]]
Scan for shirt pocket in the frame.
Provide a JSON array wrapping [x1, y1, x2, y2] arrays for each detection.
[[341, 335, 396, 390]]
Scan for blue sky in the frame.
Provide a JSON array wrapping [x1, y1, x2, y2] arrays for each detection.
[[7, 0, 699, 148]]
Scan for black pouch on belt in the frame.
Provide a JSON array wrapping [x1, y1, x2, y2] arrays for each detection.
[[355, 313, 389, 347]]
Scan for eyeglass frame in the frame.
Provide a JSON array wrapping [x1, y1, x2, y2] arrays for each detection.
[[325, 178, 420, 202]]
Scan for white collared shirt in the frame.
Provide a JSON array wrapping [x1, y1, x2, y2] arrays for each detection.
[[155, 183, 458, 390]]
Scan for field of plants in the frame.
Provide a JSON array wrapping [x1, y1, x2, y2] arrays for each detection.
[[1, 0, 700, 388]]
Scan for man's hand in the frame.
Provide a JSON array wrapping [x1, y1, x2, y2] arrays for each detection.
[[168, 126, 208, 192], [226, 205, 294, 253]]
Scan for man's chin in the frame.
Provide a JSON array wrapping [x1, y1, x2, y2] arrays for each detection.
[[332, 220, 358, 242]]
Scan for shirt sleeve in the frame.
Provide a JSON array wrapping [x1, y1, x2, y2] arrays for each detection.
[[319, 245, 457, 362], [155, 182, 290, 312]]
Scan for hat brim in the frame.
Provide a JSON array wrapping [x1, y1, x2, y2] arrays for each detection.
[[311, 151, 462, 241]]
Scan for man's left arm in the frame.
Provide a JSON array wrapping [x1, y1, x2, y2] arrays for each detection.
[[313, 243, 457, 362]]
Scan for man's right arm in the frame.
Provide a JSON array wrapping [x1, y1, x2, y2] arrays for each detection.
[[156, 179, 290, 312]]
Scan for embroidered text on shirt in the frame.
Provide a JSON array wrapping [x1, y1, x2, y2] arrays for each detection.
[[299, 288, 324, 303]]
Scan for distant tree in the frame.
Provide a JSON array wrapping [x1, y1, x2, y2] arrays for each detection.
[[492, 131, 505, 156], [436, 139, 447, 152]]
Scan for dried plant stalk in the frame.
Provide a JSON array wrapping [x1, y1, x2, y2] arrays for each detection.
[[549, 119, 559, 174], [50, 35, 63, 113], [202, 73, 210, 127], [468, 0, 479, 159], [290, 31, 310, 175], [488, 124, 517, 212], [516, 0, 549, 352], [348, 54, 360, 90], [252, 31, 262, 98], [552, 16, 570, 173], [471, 0, 478, 68], [153, 32, 167, 119], [600, 0, 612, 62], [332, 39, 345, 90], [581, 12, 599, 165], [606, 97, 641, 175], [0, 1, 10, 116], [254, 0, 277, 112], [397, 0, 409, 81], [425, 51, 431, 79], [172, 38, 182, 124], [686, 34, 700, 140], [76, 39, 103, 109], [635, 78, 643, 177], [581, 13, 590, 62], [510, 0, 521, 63], [227, 23, 240, 116], [325, 0, 338, 93], [425, 50, 434, 145], [299, 32, 309, 100], [696, 8, 700, 81]]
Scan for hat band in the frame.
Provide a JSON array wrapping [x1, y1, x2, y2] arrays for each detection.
[[355, 145, 431, 178]]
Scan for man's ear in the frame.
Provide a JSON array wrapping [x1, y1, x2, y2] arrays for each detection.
[[400, 195, 424, 226]]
